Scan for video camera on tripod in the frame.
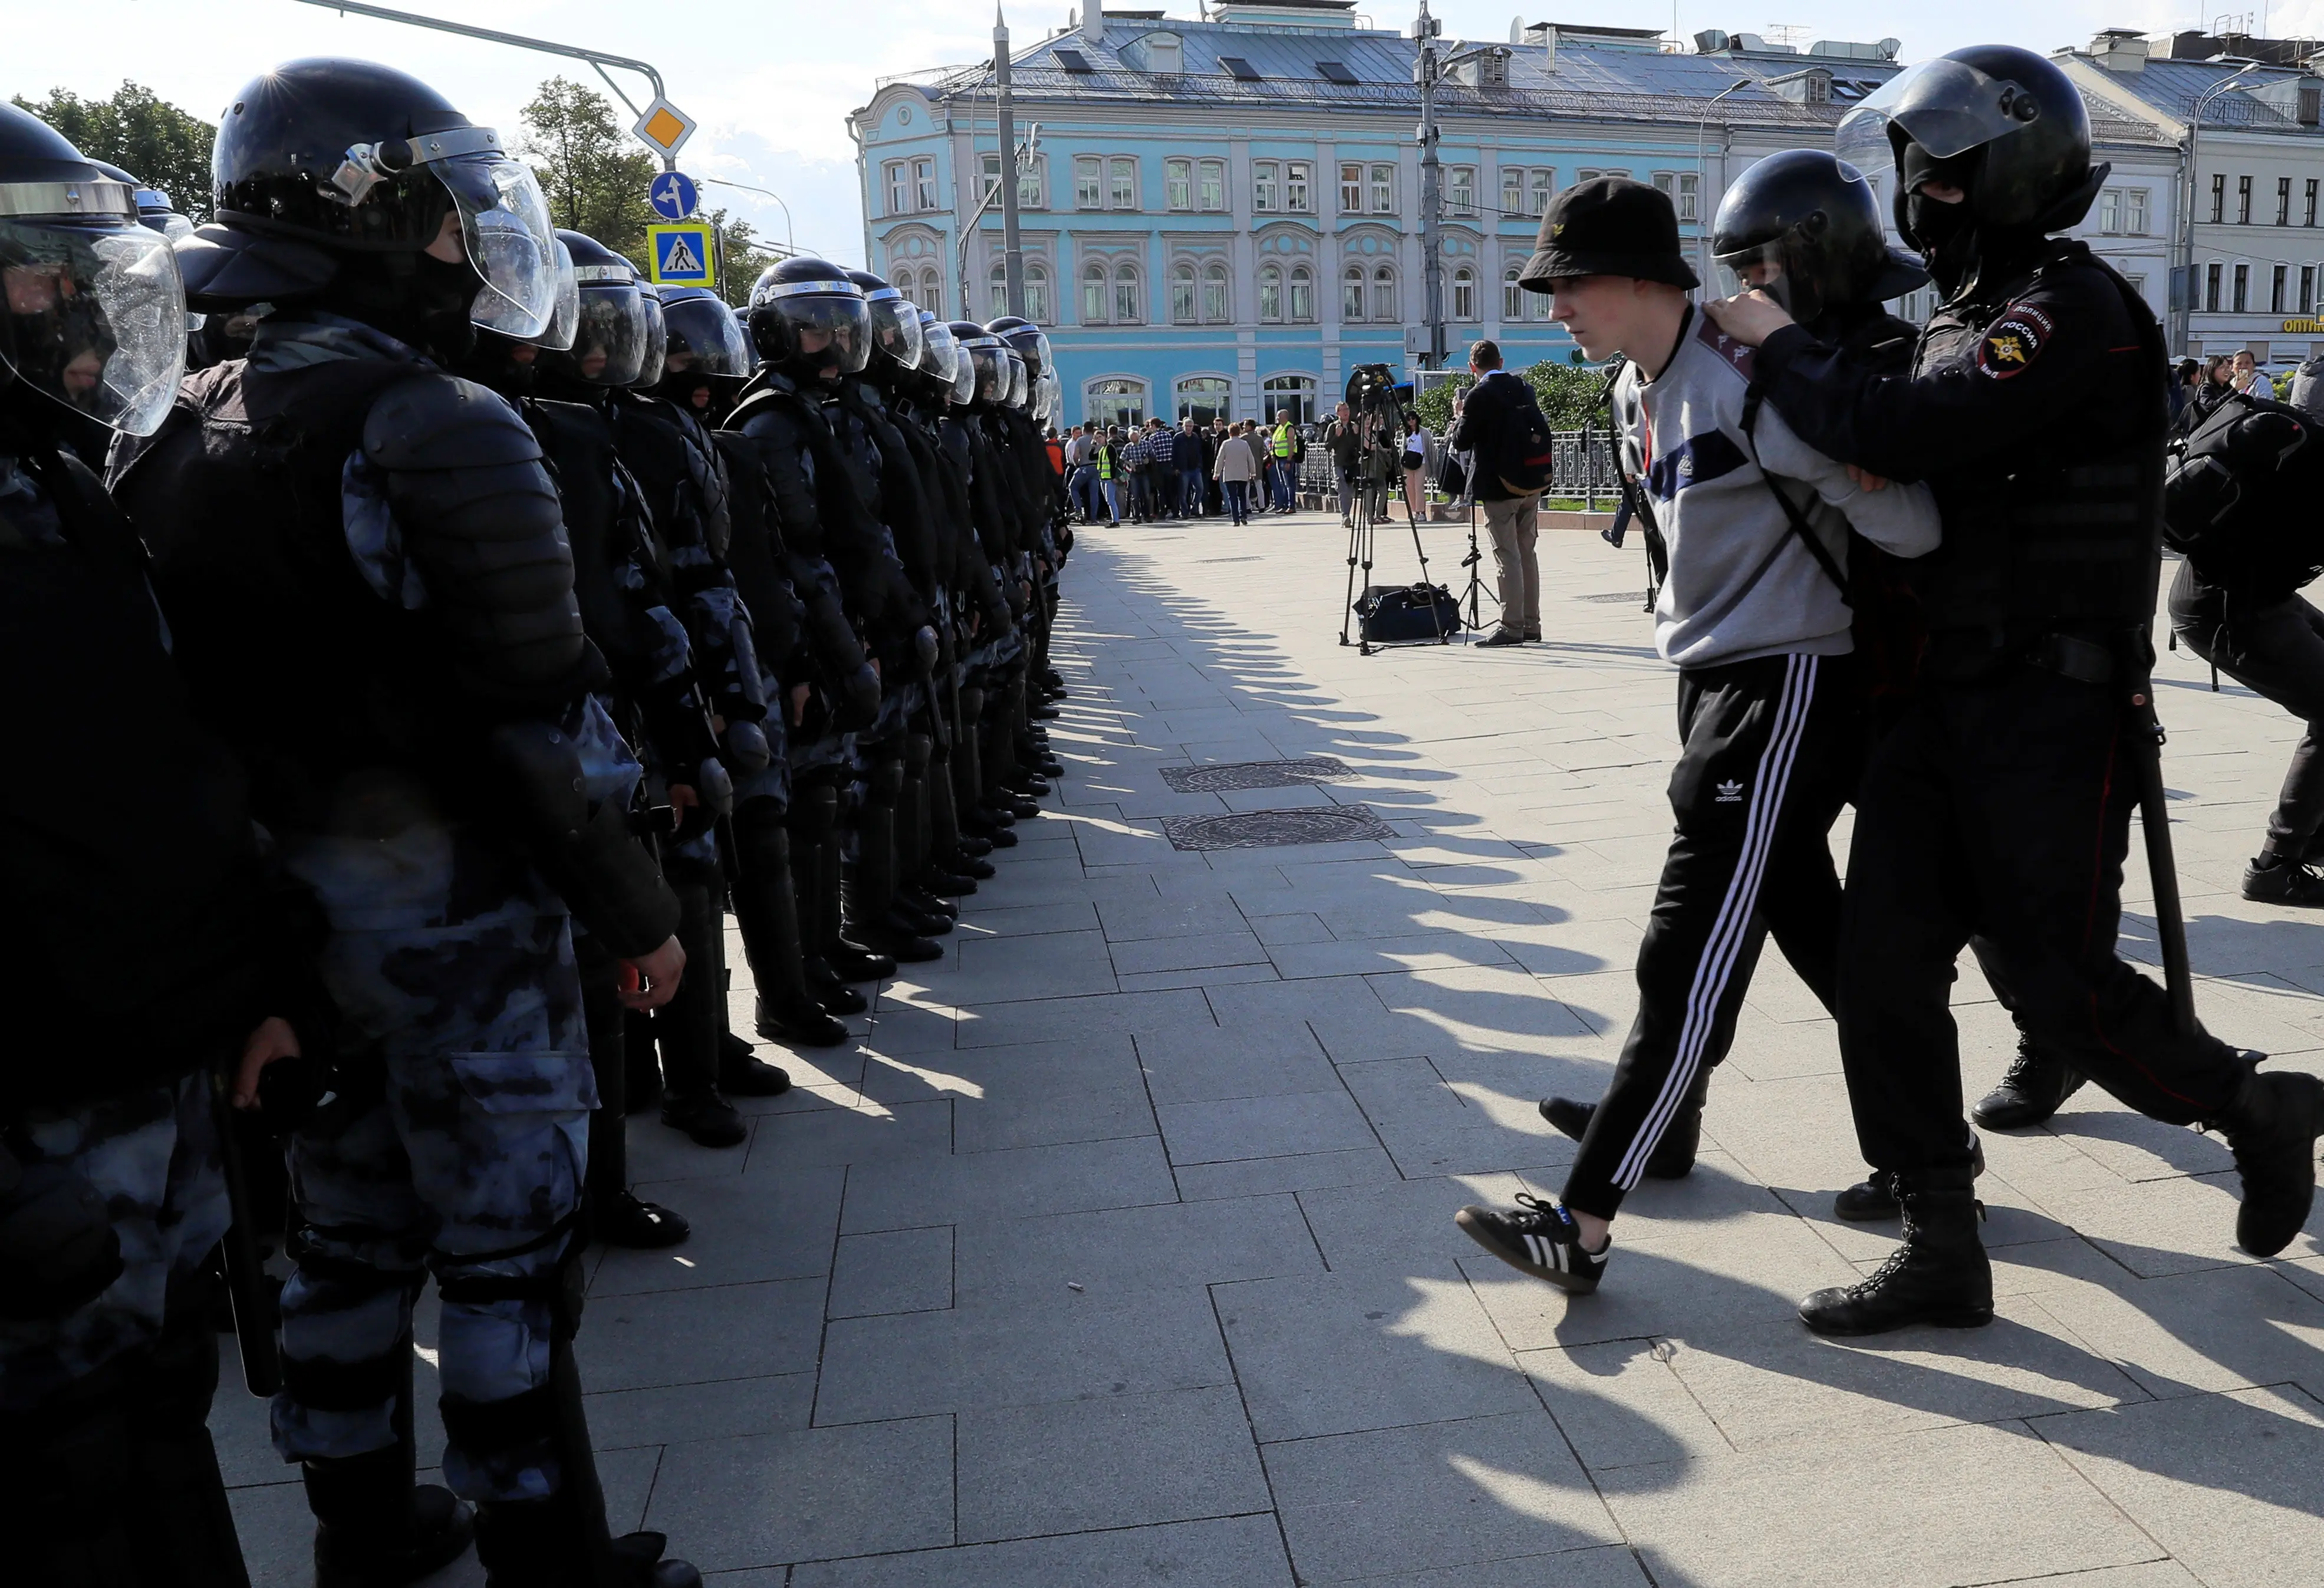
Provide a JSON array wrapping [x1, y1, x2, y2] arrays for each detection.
[[1338, 364, 1456, 653]]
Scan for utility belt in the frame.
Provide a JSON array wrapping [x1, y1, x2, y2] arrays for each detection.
[[2025, 632, 2118, 685]]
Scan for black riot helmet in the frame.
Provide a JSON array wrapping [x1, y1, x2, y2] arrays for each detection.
[[1837, 45, 2103, 259], [632, 271, 668, 387], [984, 312, 1052, 383], [87, 159, 195, 242], [1711, 150, 1927, 329], [845, 269, 923, 383], [748, 255, 869, 381], [950, 321, 1008, 407], [0, 101, 187, 438], [654, 284, 749, 412], [536, 229, 653, 388], [181, 58, 559, 346]]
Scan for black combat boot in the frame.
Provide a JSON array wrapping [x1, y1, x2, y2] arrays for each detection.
[[1970, 1033, 2085, 1129], [594, 1190, 690, 1249], [305, 1356, 475, 1587], [729, 806, 848, 1049], [1798, 1170, 1992, 1336], [1536, 1067, 1710, 1180], [1833, 1134, 1986, 1221], [719, 1030, 792, 1097], [2210, 1061, 2324, 1257]]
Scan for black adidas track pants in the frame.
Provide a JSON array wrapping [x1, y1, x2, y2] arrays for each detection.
[[1563, 652, 1863, 1220]]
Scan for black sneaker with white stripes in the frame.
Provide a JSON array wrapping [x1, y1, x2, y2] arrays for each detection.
[[1454, 1193, 1609, 1294]]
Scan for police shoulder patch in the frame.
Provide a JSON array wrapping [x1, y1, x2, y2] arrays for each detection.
[[1977, 302, 2054, 380]]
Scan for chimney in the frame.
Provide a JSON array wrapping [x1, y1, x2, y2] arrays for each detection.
[[2089, 28, 2149, 73], [1081, 0, 1103, 44]]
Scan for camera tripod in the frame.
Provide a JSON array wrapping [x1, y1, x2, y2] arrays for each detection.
[[1448, 455, 1495, 635], [1339, 454, 1450, 654]]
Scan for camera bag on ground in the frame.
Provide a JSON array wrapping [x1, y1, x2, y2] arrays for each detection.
[[1355, 582, 1459, 644], [2165, 390, 2324, 591]]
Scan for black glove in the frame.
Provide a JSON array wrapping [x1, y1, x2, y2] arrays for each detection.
[[0, 1139, 124, 1321]]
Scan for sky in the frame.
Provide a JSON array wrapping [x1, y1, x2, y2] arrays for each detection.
[[9, 1, 2317, 271]]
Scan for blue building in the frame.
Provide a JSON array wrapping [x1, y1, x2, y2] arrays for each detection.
[[850, 5, 1910, 429]]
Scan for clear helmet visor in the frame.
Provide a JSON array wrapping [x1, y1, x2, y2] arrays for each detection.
[[567, 282, 649, 386], [1035, 367, 1060, 429], [1836, 57, 2037, 182], [865, 289, 923, 371], [439, 154, 561, 341], [770, 293, 872, 375], [663, 295, 750, 377], [636, 289, 667, 387], [949, 338, 981, 405], [1023, 327, 1054, 377], [1003, 352, 1027, 408], [967, 342, 1008, 404], [1713, 235, 1822, 323], [532, 239, 580, 352], [0, 216, 186, 437], [919, 318, 959, 389]]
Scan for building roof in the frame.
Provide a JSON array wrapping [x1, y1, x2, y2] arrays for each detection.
[[880, 17, 1904, 132], [2078, 54, 2324, 135]]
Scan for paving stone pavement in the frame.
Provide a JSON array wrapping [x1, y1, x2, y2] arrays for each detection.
[[219, 510, 2324, 1586]]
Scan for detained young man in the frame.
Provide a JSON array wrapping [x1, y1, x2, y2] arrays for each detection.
[[1453, 177, 1941, 1294]]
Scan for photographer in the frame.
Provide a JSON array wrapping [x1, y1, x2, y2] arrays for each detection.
[[1447, 339, 1548, 647]]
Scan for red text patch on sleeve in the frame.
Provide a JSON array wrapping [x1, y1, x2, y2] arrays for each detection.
[[1977, 302, 2053, 380]]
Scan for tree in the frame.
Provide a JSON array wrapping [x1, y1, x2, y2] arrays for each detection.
[[518, 77, 657, 263], [14, 82, 215, 222]]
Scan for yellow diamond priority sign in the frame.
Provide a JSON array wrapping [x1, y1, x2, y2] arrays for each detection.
[[647, 223, 716, 288], [632, 97, 698, 161]]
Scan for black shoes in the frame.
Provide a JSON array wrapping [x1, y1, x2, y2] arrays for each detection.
[[595, 1190, 690, 1250], [660, 1090, 746, 1149], [307, 1454, 476, 1588], [2212, 1063, 2324, 1257], [719, 1033, 794, 1096], [826, 941, 897, 982], [1454, 1194, 1609, 1294], [1971, 1037, 2086, 1130], [2242, 854, 2324, 907], [1536, 1094, 1700, 1180], [1833, 1135, 1986, 1222], [756, 990, 848, 1049], [805, 959, 869, 1015], [1799, 1172, 1993, 1336], [1476, 628, 1526, 648]]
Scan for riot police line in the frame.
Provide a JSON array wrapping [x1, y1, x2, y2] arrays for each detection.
[[1454, 47, 2324, 1338], [0, 57, 1070, 1588]]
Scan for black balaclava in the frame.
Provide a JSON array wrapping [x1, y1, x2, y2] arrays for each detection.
[[318, 247, 482, 364], [1898, 141, 1982, 300]]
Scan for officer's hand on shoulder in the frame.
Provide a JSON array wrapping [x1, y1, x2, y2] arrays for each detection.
[[1701, 289, 1796, 348]]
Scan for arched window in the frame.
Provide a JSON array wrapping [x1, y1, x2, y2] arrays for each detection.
[[1085, 377, 1147, 429], [1114, 264, 1143, 324], [1176, 374, 1230, 424], [1262, 374, 1316, 426], [1289, 265, 1314, 322], [1503, 266, 1523, 322], [1452, 266, 1476, 321], [990, 262, 1008, 319], [1530, 276, 1552, 319], [1083, 261, 1109, 324], [1258, 263, 1283, 323], [1024, 261, 1051, 324], [1170, 260, 1197, 324], [1342, 263, 1367, 321], [1202, 261, 1229, 323], [1370, 264, 1397, 323]]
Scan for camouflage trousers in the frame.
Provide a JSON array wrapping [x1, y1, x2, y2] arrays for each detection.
[[274, 820, 593, 1504], [0, 1070, 228, 1412]]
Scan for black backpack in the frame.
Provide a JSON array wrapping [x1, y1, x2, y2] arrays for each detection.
[[2164, 389, 2324, 590]]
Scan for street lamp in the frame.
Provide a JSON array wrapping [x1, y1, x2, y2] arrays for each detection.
[[1694, 77, 1752, 290], [2176, 68, 2266, 355], [698, 177, 795, 254]]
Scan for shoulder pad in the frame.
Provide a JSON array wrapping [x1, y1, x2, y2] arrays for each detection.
[[362, 373, 542, 472]]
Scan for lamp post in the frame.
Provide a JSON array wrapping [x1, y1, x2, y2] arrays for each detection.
[[995, 6, 1026, 319], [1414, 0, 1446, 370], [1694, 77, 1751, 289], [2176, 70, 2264, 356], [698, 177, 795, 253]]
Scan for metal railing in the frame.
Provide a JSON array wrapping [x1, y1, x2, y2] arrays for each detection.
[[1292, 428, 1625, 511]]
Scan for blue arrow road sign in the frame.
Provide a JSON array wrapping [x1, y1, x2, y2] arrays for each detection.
[[648, 170, 699, 222]]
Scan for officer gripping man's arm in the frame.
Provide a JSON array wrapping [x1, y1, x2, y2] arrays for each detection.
[[1701, 46, 2324, 1339]]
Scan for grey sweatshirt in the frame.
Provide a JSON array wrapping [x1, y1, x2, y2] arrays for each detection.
[[1613, 308, 1941, 670]]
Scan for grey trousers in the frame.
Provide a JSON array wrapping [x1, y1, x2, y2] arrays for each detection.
[[1481, 493, 1541, 635]]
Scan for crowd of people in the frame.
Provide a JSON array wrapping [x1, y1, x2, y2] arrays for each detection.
[[1058, 410, 1308, 525], [0, 58, 1071, 1588], [1449, 47, 2324, 1339]]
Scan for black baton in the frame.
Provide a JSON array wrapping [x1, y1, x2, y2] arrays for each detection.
[[207, 1065, 283, 1396], [2127, 679, 2200, 1038]]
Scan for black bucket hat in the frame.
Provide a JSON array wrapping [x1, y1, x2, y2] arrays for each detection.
[[1518, 176, 1700, 292]]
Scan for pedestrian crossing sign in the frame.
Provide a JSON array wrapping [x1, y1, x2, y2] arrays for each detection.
[[647, 223, 716, 288]]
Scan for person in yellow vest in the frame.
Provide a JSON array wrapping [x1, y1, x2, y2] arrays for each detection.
[[1268, 411, 1299, 513], [1095, 424, 1122, 525]]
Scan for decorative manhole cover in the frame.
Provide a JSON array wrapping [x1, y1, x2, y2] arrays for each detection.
[[1162, 805, 1393, 851], [1578, 591, 1650, 604], [1160, 757, 1354, 793]]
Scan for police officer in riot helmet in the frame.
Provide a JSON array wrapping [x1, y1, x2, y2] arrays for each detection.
[[1705, 45, 2324, 1335], [0, 98, 303, 1587], [656, 284, 751, 420], [112, 59, 702, 1587]]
